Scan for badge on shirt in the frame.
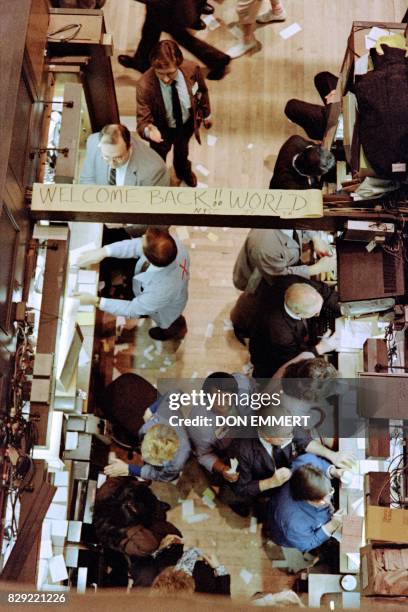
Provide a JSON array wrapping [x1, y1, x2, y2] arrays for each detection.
[[191, 81, 199, 95]]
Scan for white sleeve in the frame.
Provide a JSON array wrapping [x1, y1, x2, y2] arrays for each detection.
[[104, 238, 143, 259]]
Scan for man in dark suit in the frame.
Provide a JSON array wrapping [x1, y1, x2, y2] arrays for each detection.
[[136, 40, 211, 186], [118, 0, 230, 80], [234, 419, 311, 511], [249, 275, 341, 379], [269, 135, 335, 190], [284, 72, 338, 141]]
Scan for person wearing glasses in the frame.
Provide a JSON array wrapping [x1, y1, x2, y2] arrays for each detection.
[[266, 452, 344, 555], [80, 123, 170, 237], [80, 123, 170, 187]]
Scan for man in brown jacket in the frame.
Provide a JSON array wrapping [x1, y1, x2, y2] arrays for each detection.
[[136, 40, 211, 187]]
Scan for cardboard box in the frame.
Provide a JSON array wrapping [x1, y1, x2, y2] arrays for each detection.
[[360, 543, 408, 596], [366, 506, 408, 543]]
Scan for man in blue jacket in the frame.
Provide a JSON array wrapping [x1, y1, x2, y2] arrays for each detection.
[[266, 453, 343, 553]]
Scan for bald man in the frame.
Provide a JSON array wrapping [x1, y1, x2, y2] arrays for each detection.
[[249, 275, 340, 380]]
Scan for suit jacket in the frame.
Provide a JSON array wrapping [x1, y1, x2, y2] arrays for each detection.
[[269, 135, 321, 190], [79, 133, 170, 186], [235, 434, 312, 498], [249, 275, 340, 378], [233, 229, 310, 293], [137, 60, 211, 145]]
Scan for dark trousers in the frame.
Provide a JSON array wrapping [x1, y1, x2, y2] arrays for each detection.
[[133, 5, 229, 72], [150, 117, 195, 182], [285, 71, 338, 141]]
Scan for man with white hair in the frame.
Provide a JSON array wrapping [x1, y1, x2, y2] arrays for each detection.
[[249, 275, 340, 379]]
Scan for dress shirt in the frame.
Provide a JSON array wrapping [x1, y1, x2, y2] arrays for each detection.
[[159, 70, 191, 127], [259, 437, 292, 458], [114, 155, 131, 186], [99, 237, 189, 329]]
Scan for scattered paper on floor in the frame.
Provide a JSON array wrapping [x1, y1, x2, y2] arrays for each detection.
[[279, 23, 302, 40], [196, 164, 210, 177], [240, 569, 253, 584]]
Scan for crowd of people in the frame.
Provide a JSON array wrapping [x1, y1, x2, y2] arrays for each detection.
[[71, 3, 357, 600]]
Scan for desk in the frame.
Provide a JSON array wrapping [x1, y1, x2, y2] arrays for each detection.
[[30, 221, 104, 590]]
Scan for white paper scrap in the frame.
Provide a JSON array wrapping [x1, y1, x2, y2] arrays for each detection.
[[53, 487, 68, 503], [247, 143, 254, 149], [197, 183, 208, 189], [185, 513, 209, 524], [49, 555, 69, 583], [227, 458, 239, 474], [54, 472, 69, 487], [347, 552, 361, 570], [354, 53, 369, 76], [249, 516, 258, 534], [202, 14, 220, 30], [207, 134, 217, 146], [196, 164, 210, 177], [97, 473, 107, 488], [182, 499, 195, 519], [143, 345, 155, 361], [202, 495, 216, 509], [229, 24, 242, 39], [78, 347, 90, 367], [176, 226, 190, 241], [78, 270, 98, 284], [223, 320, 233, 331], [279, 22, 302, 40], [65, 432, 78, 451], [365, 26, 392, 50], [191, 371, 199, 378], [47, 503, 67, 521], [205, 323, 214, 338], [40, 540, 53, 560], [240, 569, 253, 584], [69, 242, 97, 266]]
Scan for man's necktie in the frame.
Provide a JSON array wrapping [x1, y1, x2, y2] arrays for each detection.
[[171, 81, 183, 129], [109, 167, 116, 185], [292, 229, 301, 247], [140, 260, 150, 273]]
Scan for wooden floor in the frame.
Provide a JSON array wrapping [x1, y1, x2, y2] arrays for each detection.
[[101, 0, 406, 602]]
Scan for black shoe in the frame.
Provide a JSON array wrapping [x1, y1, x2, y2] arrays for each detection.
[[206, 60, 230, 80], [182, 171, 198, 187], [202, 3, 215, 14], [233, 324, 247, 345], [190, 19, 206, 30], [118, 54, 146, 72], [229, 502, 251, 518]]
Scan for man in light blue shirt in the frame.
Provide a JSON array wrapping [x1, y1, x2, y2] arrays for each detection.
[[75, 228, 190, 341]]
